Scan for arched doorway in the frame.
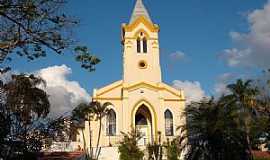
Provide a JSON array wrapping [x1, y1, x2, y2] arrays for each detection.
[[135, 104, 153, 145]]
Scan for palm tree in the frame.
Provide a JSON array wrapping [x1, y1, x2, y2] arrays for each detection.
[[72, 103, 94, 159], [225, 79, 259, 156], [90, 101, 112, 160], [178, 98, 251, 160]]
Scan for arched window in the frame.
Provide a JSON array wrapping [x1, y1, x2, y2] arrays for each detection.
[[165, 109, 174, 136], [137, 38, 141, 53], [106, 109, 116, 136], [136, 32, 148, 54], [143, 38, 147, 53]]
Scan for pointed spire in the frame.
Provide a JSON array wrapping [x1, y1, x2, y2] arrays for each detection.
[[130, 0, 152, 24]]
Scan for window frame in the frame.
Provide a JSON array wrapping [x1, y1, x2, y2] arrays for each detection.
[[165, 109, 174, 136], [106, 109, 116, 136]]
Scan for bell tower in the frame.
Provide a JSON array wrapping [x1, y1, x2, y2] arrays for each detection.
[[122, 0, 161, 84]]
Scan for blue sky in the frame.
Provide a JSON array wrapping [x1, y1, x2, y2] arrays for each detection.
[[4, 0, 270, 98]]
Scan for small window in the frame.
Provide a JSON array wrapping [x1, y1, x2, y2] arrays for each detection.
[[165, 110, 174, 136], [138, 60, 147, 69], [143, 38, 147, 53], [107, 109, 116, 136], [137, 38, 141, 53]]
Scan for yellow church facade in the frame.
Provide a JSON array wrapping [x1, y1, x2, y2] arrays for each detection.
[[79, 0, 186, 149]]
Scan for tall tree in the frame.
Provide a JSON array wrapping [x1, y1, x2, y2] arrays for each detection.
[[225, 79, 259, 156], [178, 98, 251, 160], [0, 74, 67, 160], [71, 102, 94, 159], [90, 101, 111, 160], [0, 0, 100, 72], [252, 70, 270, 150]]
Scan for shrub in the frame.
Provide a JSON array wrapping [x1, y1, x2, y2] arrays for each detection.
[[118, 129, 144, 160], [165, 139, 180, 160], [147, 142, 163, 160]]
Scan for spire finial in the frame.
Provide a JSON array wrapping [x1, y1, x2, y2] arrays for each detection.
[[130, 0, 152, 24]]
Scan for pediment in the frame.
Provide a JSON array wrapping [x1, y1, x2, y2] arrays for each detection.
[[93, 81, 185, 102], [124, 81, 185, 100], [95, 80, 123, 97]]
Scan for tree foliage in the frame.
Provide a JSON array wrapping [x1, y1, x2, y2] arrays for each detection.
[[146, 132, 163, 160], [0, 74, 67, 160], [71, 101, 112, 160], [147, 142, 163, 160], [0, 0, 100, 72], [178, 78, 270, 160], [90, 101, 111, 159], [178, 98, 251, 160], [118, 128, 144, 160], [165, 139, 180, 160], [71, 102, 94, 160]]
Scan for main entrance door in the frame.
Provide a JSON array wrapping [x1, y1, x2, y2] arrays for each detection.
[[135, 104, 153, 146]]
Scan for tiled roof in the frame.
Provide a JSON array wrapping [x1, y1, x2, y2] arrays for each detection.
[[252, 151, 270, 159]]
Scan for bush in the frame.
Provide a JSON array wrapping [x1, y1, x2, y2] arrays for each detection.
[[165, 139, 180, 160], [118, 129, 144, 160], [147, 142, 163, 160]]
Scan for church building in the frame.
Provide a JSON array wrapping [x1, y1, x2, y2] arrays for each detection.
[[79, 0, 186, 150]]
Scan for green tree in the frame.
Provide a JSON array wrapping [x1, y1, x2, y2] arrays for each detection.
[[178, 98, 251, 160], [225, 79, 259, 155], [71, 102, 94, 159], [253, 70, 270, 150], [147, 131, 163, 160], [165, 139, 180, 160], [0, 0, 99, 72], [0, 74, 67, 160], [118, 128, 144, 160], [90, 101, 112, 160]]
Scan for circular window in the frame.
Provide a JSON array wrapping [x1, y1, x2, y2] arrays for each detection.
[[138, 60, 147, 69]]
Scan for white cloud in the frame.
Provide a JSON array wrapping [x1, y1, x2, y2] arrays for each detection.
[[214, 73, 236, 96], [221, 1, 270, 69], [0, 70, 19, 83], [254, 70, 270, 95], [169, 51, 186, 61], [0, 72, 12, 83], [36, 65, 90, 118], [172, 80, 207, 104]]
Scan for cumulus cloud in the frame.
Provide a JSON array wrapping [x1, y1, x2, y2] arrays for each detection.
[[254, 70, 270, 95], [0, 72, 12, 83], [169, 51, 186, 61], [172, 80, 207, 104], [36, 65, 90, 118], [220, 1, 270, 69], [214, 73, 236, 96]]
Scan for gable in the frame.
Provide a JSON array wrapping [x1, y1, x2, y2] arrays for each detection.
[[161, 83, 185, 100], [93, 81, 185, 102], [94, 80, 123, 99], [124, 81, 185, 101]]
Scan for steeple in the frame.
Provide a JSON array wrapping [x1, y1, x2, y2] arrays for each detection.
[[130, 0, 152, 24]]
